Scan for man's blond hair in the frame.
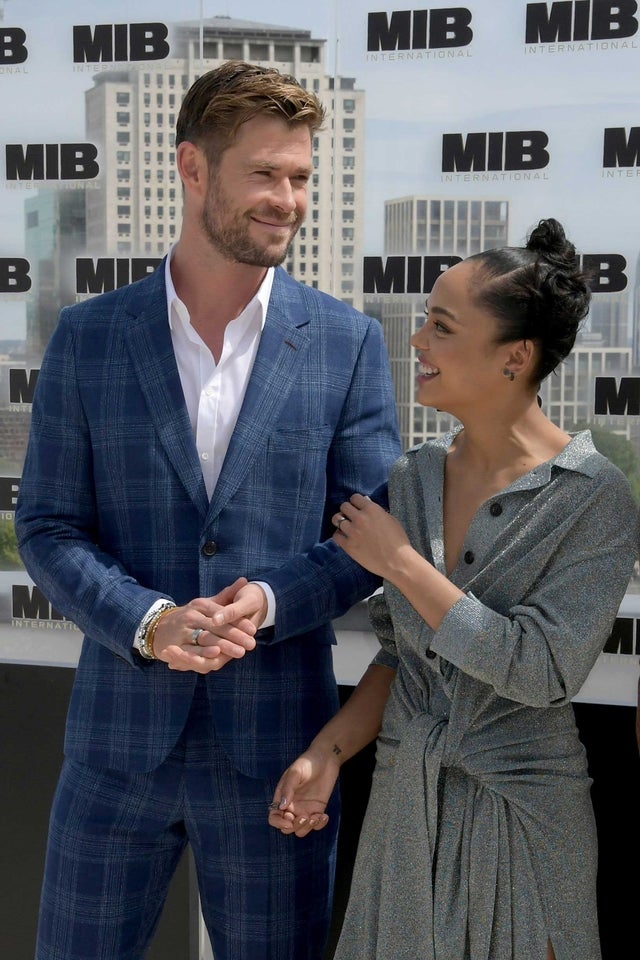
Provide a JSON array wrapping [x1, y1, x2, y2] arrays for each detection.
[[176, 60, 325, 165]]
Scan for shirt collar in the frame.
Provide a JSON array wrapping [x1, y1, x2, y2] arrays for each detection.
[[550, 429, 603, 478], [164, 244, 274, 333], [430, 427, 603, 487]]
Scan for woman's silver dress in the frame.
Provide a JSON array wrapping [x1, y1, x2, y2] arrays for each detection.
[[334, 431, 638, 960]]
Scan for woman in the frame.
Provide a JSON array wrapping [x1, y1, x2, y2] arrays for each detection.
[[268, 219, 639, 959]]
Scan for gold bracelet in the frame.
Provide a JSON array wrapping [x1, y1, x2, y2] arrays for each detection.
[[143, 607, 174, 660]]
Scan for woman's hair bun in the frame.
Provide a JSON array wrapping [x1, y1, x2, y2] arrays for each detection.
[[468, 217, 592, 383], [526, 218, 579, 269]]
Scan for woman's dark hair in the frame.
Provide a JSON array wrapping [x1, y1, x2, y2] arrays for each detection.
[[466, 218, 592, 383]]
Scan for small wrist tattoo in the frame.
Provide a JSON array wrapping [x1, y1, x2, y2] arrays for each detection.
[[332, 744, 342, 756]]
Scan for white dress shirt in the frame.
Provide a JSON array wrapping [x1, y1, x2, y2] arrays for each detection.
[[165, 251, 274, 499], [165, 250, 276, 627], [133, 253, 277, 651]]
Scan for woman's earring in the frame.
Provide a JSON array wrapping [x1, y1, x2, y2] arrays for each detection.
[[502, 368, 515, 382]]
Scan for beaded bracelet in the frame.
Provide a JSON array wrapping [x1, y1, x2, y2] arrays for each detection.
[[136, 599, 176, 660], [144, 606, 175, 660]]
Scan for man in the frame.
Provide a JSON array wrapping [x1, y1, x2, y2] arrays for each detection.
[[15, 61, 401, 960]]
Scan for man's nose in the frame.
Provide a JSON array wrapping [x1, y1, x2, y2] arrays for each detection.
[[271, 179, 296, 212]]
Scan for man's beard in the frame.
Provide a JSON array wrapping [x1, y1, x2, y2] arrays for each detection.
[[201, 179, 301, 268]]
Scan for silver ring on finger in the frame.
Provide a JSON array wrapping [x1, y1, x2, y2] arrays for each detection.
[[191, 628, 203, 646], [336, 515, 347, 531]]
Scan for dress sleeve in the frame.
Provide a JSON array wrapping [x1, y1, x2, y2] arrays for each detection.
[[368, 591, 399, 670], [429, 470, 639, 706]]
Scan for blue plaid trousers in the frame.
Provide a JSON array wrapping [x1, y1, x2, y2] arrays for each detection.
[[35, 678, 339, 960]]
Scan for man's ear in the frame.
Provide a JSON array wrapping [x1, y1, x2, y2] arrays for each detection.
[[176, 141, 207, 196]]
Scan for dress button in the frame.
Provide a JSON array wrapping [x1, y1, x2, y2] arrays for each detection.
[[489, 502, 503, 516], [425, 649, 436, 660], [201, 541, 217, 557], [463, 550, 475, 564]]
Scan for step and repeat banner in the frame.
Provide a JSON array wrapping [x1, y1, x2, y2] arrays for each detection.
[[1, 0, 639, 704]]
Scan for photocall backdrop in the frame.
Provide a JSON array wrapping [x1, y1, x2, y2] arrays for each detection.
[[1, 0, 639, 705]]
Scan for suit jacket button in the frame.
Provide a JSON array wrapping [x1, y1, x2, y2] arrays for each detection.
[[463, 550, 475, 564], [425, 649, 436, 660], [489, 502, 503, 516], [202, 541, 217, 557]]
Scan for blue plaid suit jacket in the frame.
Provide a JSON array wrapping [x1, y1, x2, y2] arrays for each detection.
[[15, 263, 401, 776]]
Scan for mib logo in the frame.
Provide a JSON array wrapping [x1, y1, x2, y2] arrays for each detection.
[[602, 618, 637, 655], [581, 253, 627, 292], [363, 252, 626, 295], [595, 378, 640, 416], [76, 258, 162, 294], [12, 585, 68, 624], [442, 131, 550, 172], [603, 127, 640, 167], [0, 27, 28, 64], [73, 23, 170, 62], [9, 368, 38, 405], [0, 258, 31, 293], [525, 1, 638, 43], [5, 144, 99, 181], [0, 477, 20, 512], [363, 256, 461, 294], [367, 8, 473, 50]]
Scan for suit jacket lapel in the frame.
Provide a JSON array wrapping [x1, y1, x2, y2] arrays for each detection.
[[123, 265, 210, 518], [207, 269, 310, 521]]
